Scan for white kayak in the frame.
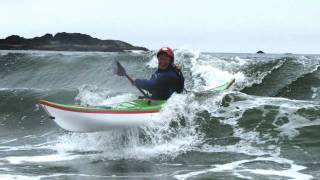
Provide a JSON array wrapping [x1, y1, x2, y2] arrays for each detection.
[[39, 78, 235, 132]]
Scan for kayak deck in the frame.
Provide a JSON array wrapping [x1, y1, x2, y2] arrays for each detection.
[[39, 99, 166, 114]]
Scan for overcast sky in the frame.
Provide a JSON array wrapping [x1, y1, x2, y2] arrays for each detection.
[[1, 0, 319, 53]]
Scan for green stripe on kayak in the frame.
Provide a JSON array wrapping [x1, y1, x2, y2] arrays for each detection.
[[192, 78, 235, 95], [204, 78, 235, 93], [46, 99, 166, 112], [109, 99, 165, 110]]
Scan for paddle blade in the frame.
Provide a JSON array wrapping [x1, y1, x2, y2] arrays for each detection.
[[113, 60, 126, 76]]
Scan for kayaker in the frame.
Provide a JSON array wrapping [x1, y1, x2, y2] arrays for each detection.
[[133, 47, 185, 100]]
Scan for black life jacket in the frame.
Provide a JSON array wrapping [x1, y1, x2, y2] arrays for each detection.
[[172, 65, 185, 93]]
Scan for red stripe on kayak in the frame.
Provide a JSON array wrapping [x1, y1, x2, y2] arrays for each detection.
[[39, 100, 160, 114]]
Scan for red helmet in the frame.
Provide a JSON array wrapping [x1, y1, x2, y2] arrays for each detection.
[[157, 47, 174, 61]]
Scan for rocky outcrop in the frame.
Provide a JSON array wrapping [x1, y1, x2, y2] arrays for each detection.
[[256, 50, 265, 54], [0, 32, 148, 52]]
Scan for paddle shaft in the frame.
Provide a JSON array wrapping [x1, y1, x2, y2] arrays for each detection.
[[124, 73, 149, 97]]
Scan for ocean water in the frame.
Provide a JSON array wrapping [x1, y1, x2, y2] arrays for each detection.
[[0, 49, 320, 179]]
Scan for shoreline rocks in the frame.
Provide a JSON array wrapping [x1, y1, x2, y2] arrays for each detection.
[[0, 32, 149, 52]]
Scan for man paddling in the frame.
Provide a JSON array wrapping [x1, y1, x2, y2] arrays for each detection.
[[133, 47, 185, 100]]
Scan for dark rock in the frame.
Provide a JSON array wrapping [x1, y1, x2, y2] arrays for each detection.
[[0, 32, 148, 52], [53, 32, 100, 45], [256, 50, 265, 54], [32, 33, 54, 44], [4, 35, 26, 44]]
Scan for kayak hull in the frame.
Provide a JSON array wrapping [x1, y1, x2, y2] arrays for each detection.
[[39, 99, 163, 132], [42, 104, 158, 132]]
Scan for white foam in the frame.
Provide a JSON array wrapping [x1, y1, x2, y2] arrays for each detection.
[[0, 88, 11, 91], [0, 50, 9, 56], [276, 117, 302, 139], [188, 91, 317, 178], [311, 86, 318, 99], [0, 173, 165, 180], [191, 64, 234, 91], [234, 56, 249, 66], [215, 91, 320, 140], [274, 108, 320, 139], [140, 94, 202, 157], [0, 175, 40, 180], [124, 50, 146, 54], [0, 140, 57, 152], [245, 59, 286, 89], [75, 84, 136, 106], [52, 93, 202, 160], [23, 135, 36, 138], [185, 50, 240, 92], [175, 157, 312, 180], [3, 154, 81, 165], [145, 55, 158, 68], [0, 139, 18, 144], [200, 143, 277, 157], [75, 84, 112, 105], [101, 93, 136, 105]]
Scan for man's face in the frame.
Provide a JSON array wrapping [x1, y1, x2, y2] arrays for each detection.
[[158, 53, 171, 70]]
